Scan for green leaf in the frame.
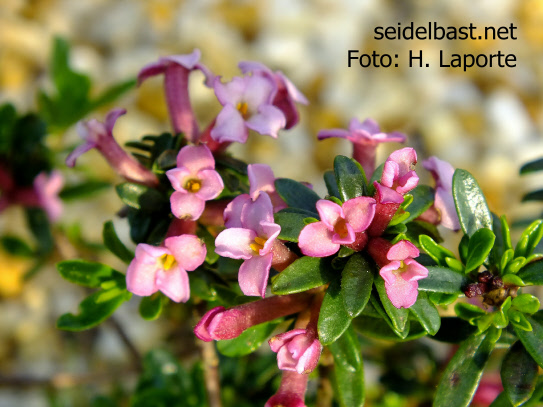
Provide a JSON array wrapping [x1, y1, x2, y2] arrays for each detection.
[[217, 321, 279, 357], [0, 103, 16, 153], [272, 257, 333, 295], [501, 341, 539, 406], [517, 260, 543, 285], [318, 278, 351, 346], [520, 157, 543, 174], [25, 208, 54, 255], [275, 178, 321, 214], [115, 183, 167, 213], [452, 169, 493, 237], [502, 275, 526, 289], [515, 220, 543, 259], [403, 185, 435, 223], [102, 221, 135, 264], [57, 288, 131, 331], [512, 294, 540, 314], [328, 325, 364, 407], [0, 235, 34, 257], [334, 155, 367, 201], [522, 189, 543, 202], [455, 302, 487, 323], [341, 254, 374, 318], [374, 277, 409, 333], [59, 180, 110, 201], [409, 292, 441, 335], [274, 208, 316, 242], [417, 266, 467, 294], [57, 260, 122, 287], [508, 310, 532, 332], [514, 314, 543, 368], [139, 293, 164, 321], [324, 170, 341, 199], [434, 327, 501, 407], [465, 228, 495, 273], [432, 317, 478, 343], [351, 316, 426, 342], [419, 235, 456, 266], [88, 78, 137, 110]]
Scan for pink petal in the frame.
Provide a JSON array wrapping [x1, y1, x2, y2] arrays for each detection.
[[194, 306, 225, 342], [248, 164, 276, 201], [296, 339, 322, 374], [238, 252, 273, 297], [137, 60, 167, 85], [245, 104, 286, 138], [435, 187, 460, 231], [166, 167, 192, 191], [243, 74, 277, 107], [298, 221, 339, 257], [315, 200, 343, 230], [259, 221, 281, 255], [386, 240, 419, 261], [238, 61, 270, 75], [269, 329, 307, 352], [195, 169, 224, 200], [276, 345, 298, 371], [215, 228, 256, 260], [351, 118, 380, 135], [214, 76, 247, 106], [241, 192, 274, 232], [331, 223, 355, 245], [395, 171, 419, 194], [165, 234, 206, 271], [65, 140, 96, 167], [176, 144, 215, 172], [170, 191, 205, 220], [374, 182, 404, 204], [104, 108, 127, 133], [379, 261, 402, 286], [162, 49, 201, 70], [317, 128, 353, 141], [277, 72, 309, 105], [387, 147, 417, 175], [402, 258, 429, 281], [126, 244, 166, 296], [210, 104, 249, 143], [224, 194, 251, 228], [343, 196, 376, 232], [423, 157, 454, 191], [34, 170, 64, 222], [381, 160, 399, 188], [156, 265, 190, 303], [385, 278, 419, 309]]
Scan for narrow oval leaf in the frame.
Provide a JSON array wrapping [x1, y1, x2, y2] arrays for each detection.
[[404, 185, 435, 223], [328, 325, 365, 407], [115, 182, 167, 212], [419, 235, 456, 266], [518, 260, 543, 285], [341, 254, 375, 318], [520, 157, 543, 175], [465, 228, 495, 273], [334, 155, 367, 201], [324, 170, 341, 199], [522, 189, 543, 202], [417, 266, 467, 294], [352, 316, 426, 342], [434, 327, 501, 407], [501, 341, 539, 406], [409, 292, 441, 335], [217, 321, 279, 357], [274, 208, 316, 242], [275, 178, 321, 215], [59, 180, 110, 201], [452, 169, 493, 237], [57, 260, 118, 287], [513, 314, 543, 369], [103, 221, 135, 264], [318, 278, 351, 346], [272, 257, 333, 295], [139, 294, 164, 321], [374, 277, 409, 333]]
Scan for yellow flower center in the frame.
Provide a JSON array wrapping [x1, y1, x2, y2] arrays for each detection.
[[184, 178, 202, 193], [159, 254, 177, 270], [250, 236, 267, 253], [236, 101, 250, 119], [334, 218, 349, 238]]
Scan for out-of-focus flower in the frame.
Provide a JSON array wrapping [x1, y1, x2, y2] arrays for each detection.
[[126, 234, 206, 303], [215, 192, 280, 297], [318, 118, 405, 179], [66, 108, 159, 187], [211, 75, 286, 143], [166, 144, 224, 220], [423, 156, 460, 231], [269, 329, 322, 374], [298, 197, 375, 257], [238, 61, 308, 129], [33, 170, 64, 222]]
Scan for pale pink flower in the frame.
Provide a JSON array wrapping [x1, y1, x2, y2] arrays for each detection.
[[33, 170, 64, 222], [126, 234, 206, 303], [374, 147, 419, 204], [166, 144, 224, 220], [269, 329, 322, 374]]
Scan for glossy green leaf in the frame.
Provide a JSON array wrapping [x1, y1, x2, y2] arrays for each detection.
[[515, 220, 543, 259], [419, 235, 456, 266], [324, 170, 341, 199], [334, 155, 367, 201], [429, 292, 459, 306], [520, 157, 543, 174], [59, 180, 110, 201], [490, 214, 511, 269], [465, 228, 495, 273], [374, 277, 409, 334], [318, 278, 351, 345], [434, 327, 501, 407], [403, 185, 435, 223], [514, 314, 543, 368], [432, 317, 478, 343], [102, 221, 135, 264], [522, 189, 543, 202], [139, 293, 164, 321], [341, 254, 374, 318], [409, 292, 441, 335], [57, 260, 121, 287], [329, 325, 364, 407], [272, 256, 333, 295], [275, 178, 320, 215], [502, 274, 525, 287], [57, 287, 131, 331], [217, 321, 279, 357], [352, 316, 426, 342], [518, 260, 543, 285], [501, 340, 539, 406], [512, 294, 540, 314], [508, 310, 532, 332], [452, 169, 493, 237], [455, 302, 487, 323], [116, 183, 167, 213], [274, 208, 316, 242], [417, 266, 467, 294]]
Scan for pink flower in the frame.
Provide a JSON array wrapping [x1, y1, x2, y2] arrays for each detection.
[[166, 144, 224, 220], [318, 118, 406, 179], [138, 49, 214, 142], [269, 329, 322, 374], [265, 370, 308, 407], [238, 61, 308, 129], [298, 197, 376, 257], [126, 234, 206, 303], [33, 170, 64, 222], [66, 108, 158, 187], [215, 192, 281, 297], [375, 147, 419, 204], [423, 156, 460, 231], [210, 74, 286, 143], [379, 240, 428, 309]]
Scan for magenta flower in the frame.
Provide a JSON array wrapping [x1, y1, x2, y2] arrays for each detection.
[[298, 197, 376, 257], [423, 156, 460, 231], [269, 329, 322, 374], [210, 74, 286, 143], [66, 108, 159, 187], [379, 240, 428, 309], [138, 49, 214, 142], [265, 370, 309, 407], [318, 118, 406, 179], [126, 234, 206, 303], [215, 192, 281, 297], [375, 147, 419, 204], [166, 144, 224, 220], [238, 61, 308, 129]]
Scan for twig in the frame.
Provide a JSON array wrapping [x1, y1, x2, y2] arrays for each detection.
[[108, 316, 143, 372]]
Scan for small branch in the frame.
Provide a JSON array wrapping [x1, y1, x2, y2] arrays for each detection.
[[108, 316, 142, 372]]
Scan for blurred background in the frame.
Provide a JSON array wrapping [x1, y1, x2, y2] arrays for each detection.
[[1, 0, 542, 406]]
